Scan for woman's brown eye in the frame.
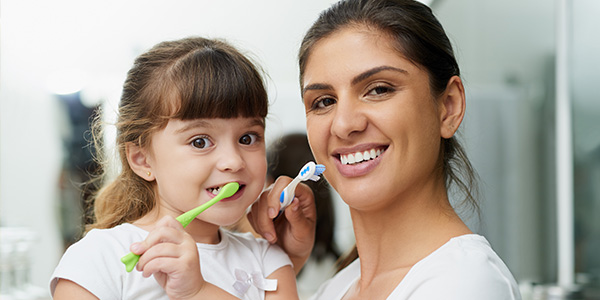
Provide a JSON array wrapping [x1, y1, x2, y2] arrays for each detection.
[[370, 86, 391, 95], [316, 97, 336, 108]]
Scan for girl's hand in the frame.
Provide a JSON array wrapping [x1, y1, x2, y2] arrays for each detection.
[[131, 216, 204, 299], [247, 177, 317, 274]]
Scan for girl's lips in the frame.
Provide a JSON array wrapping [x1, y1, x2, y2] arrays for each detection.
[[206, 183, 245, 202]]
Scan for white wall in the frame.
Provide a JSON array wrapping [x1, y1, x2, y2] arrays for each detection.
[[0, 0, 339, 292]]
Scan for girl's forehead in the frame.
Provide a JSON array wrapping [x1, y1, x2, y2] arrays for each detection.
[[164, 117, 265, 133]]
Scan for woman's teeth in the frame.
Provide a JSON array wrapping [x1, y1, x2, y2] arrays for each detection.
[[340, 148, 384, 165]]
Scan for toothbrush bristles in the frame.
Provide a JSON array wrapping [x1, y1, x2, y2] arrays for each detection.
[[314, 164, 326, 176]]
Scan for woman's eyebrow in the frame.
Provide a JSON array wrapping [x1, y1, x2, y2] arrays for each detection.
[[351, 65, 408, 85], [302, 83, 333, 96], [302, 65, 408, 96]]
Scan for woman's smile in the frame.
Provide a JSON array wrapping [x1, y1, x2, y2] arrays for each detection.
[[333, 144, 388, 177]]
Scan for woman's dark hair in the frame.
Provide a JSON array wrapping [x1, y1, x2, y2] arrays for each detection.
[[87, 37, 268, 231], [298, 0, 479, 270]]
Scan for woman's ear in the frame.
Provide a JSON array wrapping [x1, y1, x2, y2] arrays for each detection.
[[439, 75, 466, 139], [126, 142, 155, 181]]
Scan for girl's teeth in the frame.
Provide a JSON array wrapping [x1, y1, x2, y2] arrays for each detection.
[[209, 187, 221, 194], [340, 148, 384, 165]]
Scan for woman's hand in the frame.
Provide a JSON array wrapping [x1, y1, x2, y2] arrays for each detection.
[[247, 177, 317, 274], [131, 216, 205, 299]]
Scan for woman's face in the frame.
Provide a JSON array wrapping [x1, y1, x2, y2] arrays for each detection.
[[302, 27, 445, 211]]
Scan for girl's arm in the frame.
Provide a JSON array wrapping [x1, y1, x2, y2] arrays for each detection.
[[265, 265, 299, 300], [53, 279, 99, 300], [248, 177, 317, 274]]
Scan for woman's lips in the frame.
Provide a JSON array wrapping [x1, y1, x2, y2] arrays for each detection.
[[339, 146, 386, 165], [333, 146, 387, 177]]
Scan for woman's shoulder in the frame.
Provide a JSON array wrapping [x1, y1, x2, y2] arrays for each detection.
[[425, 234, 513, 275], [399, 234, 521, 299]]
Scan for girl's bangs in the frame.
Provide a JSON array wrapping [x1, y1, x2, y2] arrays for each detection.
[[169, 48, 268, 120]]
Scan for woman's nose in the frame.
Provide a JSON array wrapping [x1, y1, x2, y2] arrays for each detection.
[[216, 144, 246, 172], [330, 97, 367, 139]]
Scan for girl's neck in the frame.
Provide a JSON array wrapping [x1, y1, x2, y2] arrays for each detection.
[[133, 209, 221, 244]]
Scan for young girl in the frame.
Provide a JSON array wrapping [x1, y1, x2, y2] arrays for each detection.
[[50, 36, 302, 300]]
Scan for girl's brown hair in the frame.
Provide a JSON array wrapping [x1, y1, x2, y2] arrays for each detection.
[[87, 37, 268, 231]]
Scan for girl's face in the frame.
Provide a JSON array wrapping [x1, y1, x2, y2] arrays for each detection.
[[146, 117, 267, 226], [302, 27, 445, 211]]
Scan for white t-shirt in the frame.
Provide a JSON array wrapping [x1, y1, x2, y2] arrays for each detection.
[[310, 234, 521, 300], [50, 223, 292, 300]]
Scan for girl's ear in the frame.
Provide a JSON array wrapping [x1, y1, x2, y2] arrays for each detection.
[[439, 75, 466, 139], [126, 142, 155, 181]]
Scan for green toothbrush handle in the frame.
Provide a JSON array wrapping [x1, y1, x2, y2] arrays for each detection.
[[121, 252, 140, 272], [120, 182, 239, 272]]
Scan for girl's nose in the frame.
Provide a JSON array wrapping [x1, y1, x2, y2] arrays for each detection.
[[330, 97, 368, 139], [216, 144, 246, 173]]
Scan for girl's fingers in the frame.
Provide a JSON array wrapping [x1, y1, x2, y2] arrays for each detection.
[[137, 242, 182, 276], [134, 216, 186, 252]]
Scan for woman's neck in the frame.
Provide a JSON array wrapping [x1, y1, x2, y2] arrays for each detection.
[[348, 183, 472, 289]]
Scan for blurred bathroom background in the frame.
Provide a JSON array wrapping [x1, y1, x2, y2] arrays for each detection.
[[1, 0, 598, 299]]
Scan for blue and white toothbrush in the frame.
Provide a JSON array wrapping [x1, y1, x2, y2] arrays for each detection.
[[278, 161, 325, 215]]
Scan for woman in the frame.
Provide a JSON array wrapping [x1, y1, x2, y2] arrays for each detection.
[[249, 0, 522, 299]]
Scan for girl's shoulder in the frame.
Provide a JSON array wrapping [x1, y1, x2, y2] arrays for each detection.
[[75, 223, 148, 251], [215, 229, 292, 276], [217, 228, 283, 256], [50, 224, 149, 299]]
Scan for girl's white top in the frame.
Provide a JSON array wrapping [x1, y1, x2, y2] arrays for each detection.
[[50, 223, 291, 300], [310, 234, 522, 300]]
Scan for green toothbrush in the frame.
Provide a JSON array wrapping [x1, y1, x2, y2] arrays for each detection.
[[121, 182, 240, 272]]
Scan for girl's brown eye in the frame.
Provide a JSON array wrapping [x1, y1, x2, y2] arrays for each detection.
[[191, 137, 212, 149], [239, 133, 258, 145]]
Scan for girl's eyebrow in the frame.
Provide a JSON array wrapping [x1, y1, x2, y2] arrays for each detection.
[[175, 119, 213, 134], [245, 118, 266, 128], [302, 65, 408, 95], [175, 118, 265, 134]]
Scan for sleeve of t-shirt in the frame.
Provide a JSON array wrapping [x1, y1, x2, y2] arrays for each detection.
[[259, 239, 293, 277], [402, 248, 521, 300], [49, 229, 125, 299]]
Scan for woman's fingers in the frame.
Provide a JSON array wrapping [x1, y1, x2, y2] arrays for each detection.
[[248, 177, 317, 274], [248, 178, 292, 242]]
